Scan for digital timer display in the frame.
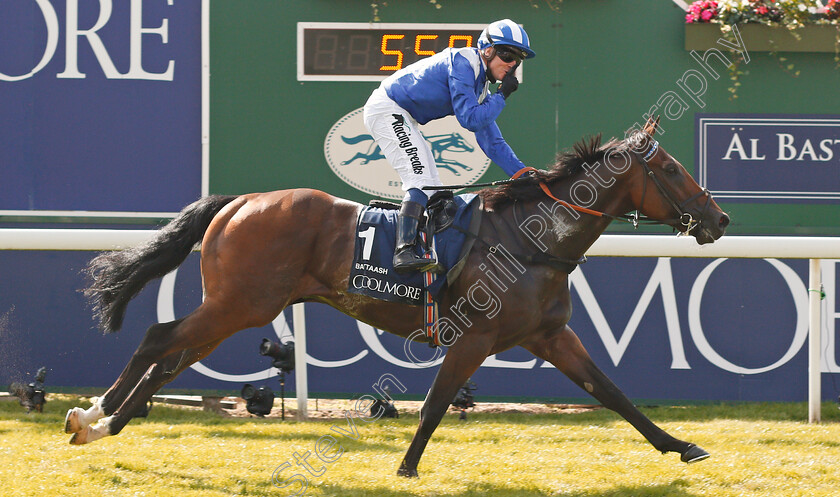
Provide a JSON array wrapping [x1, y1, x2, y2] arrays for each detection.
[[297, 23, 484, 81]]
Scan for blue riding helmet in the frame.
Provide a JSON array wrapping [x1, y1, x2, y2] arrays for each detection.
[[476, 19, 536, 59]]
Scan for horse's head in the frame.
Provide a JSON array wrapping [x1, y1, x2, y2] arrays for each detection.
[[480, 120, 729, 245], [448, 133, 475, 152], [625, 117, 729, 244]]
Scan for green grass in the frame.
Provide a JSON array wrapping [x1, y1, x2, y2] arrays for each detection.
[[1, 396, 839, 496]]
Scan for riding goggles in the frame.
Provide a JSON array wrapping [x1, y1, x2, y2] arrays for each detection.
[[495, 45, 524, 64]]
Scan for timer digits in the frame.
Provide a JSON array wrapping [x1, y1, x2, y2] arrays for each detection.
[[298, 23, 484, 81]]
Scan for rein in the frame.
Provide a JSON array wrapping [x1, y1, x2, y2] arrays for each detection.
[[509, 167, 645, 228], [425, 139, 715, 273], [512, 141, 714, 234]]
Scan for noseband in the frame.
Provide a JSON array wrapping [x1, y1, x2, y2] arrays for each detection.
[[633, 140, 713, 235]]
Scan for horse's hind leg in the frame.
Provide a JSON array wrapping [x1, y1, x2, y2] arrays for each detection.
[[397, 332, 495, 477], [64, 395, 105, 434], [65, 319, 185, 434], [68, 299, 264, 444], [69, 340, 220, 445], [522, 325, 709, 464]]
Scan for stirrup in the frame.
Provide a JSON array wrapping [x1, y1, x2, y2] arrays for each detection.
[[393, 247, 441, 274]]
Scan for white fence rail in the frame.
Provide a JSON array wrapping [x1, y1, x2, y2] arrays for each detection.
[[2, 229, 839, 259], [1, 229, 838, 422]]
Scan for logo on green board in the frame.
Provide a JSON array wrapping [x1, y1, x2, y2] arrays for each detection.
[[324, 108, 490, 199]]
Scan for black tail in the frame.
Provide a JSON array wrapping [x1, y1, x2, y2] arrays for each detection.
[[84, 195, 239, 333]]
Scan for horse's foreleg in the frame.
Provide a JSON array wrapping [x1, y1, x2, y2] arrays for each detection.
[[398, 333, 495, 477], [522, 325, 709, 464]]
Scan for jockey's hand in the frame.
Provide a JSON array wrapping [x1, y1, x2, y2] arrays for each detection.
[[512, 167, 539, 180], [497, 69, 519, 100]]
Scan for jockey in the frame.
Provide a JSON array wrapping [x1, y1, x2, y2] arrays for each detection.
[[363, 19, 536, 274]]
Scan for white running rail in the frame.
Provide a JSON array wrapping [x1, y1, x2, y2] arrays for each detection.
[[2, 229, 837, 422]]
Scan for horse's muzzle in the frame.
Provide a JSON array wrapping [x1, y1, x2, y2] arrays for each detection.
[[694, 210, 729, 245]]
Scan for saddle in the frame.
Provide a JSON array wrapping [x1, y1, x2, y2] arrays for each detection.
[[350, 192, 480, 307], [358, 191, 479, 346], [368, 190, 458, 241]]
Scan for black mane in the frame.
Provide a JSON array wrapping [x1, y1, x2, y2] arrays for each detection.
[[480, 133, 629, 209]]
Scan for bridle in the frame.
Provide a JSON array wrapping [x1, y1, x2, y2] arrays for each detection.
[[513, 138, 714, 236], [632, 140, 713, 235], [433, 136, 717, 273]]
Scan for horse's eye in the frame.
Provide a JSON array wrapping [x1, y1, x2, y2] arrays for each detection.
[[664, 164, 679, 176]]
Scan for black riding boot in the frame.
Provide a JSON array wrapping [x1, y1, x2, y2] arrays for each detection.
[[393, 201, 439, 274]]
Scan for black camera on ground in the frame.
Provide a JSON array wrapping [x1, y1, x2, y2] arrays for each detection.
[[9, 366, 47, 413], [259, 338, 295, 373], [370, 398, 399, 418], [133, 401, 153, 418], [249, 338, 295, 420], [452, 380, 476, 410], [241, 383, 275, 417], [451, 379, 477, 420]]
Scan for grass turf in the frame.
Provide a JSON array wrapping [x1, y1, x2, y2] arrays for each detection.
[[1, 395, 839, 496]]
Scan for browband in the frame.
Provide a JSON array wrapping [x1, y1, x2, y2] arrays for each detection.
[[643, 140, 659, 161]]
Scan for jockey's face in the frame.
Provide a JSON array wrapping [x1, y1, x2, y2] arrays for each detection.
[[483, 46, 520, 82]]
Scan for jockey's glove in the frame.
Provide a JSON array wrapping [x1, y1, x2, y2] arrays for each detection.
[[497, 71, 519, 100], [511, 167, 539, 180]]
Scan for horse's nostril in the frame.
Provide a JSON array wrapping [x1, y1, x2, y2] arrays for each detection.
[[719, 214, 730, 229]]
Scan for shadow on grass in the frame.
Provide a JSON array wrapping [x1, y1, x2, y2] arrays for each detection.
[[202, 428, 406, 452], [638, 401, 840, 424], [1, 396, 410, 451], [470, 402, 840, 425], [316, 481, 703, 497], [87, 462, 279, 497]]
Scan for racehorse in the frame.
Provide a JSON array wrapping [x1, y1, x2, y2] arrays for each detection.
[[65, 118, 729, 477]]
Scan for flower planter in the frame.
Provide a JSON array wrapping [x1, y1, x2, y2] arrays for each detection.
[[685, 23, 839, 52]]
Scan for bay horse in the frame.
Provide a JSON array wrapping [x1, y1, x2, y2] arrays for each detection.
[[65, 118, 729, 477]]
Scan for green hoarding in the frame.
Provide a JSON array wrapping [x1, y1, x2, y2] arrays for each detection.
[[210, 0, 840, 236]]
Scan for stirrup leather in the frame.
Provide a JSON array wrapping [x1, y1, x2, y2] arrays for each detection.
[[393, 201, 440, 274]]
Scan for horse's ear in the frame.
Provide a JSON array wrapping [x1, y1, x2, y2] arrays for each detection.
[[643, 116, 661, 137]]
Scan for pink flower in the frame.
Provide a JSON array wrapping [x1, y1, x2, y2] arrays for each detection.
[[827, 0, 840, 19], [686, 0, 718, 23]]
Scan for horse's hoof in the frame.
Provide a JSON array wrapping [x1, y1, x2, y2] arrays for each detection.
[[65, 408, 84, 434], [69, 430, 85, 445], [681, 444, 710, 463], [396, 467, 418, 478], [69, 417, 112, 445]]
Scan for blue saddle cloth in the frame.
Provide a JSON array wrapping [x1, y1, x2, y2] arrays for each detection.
[[348, 194, 481, 305]]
